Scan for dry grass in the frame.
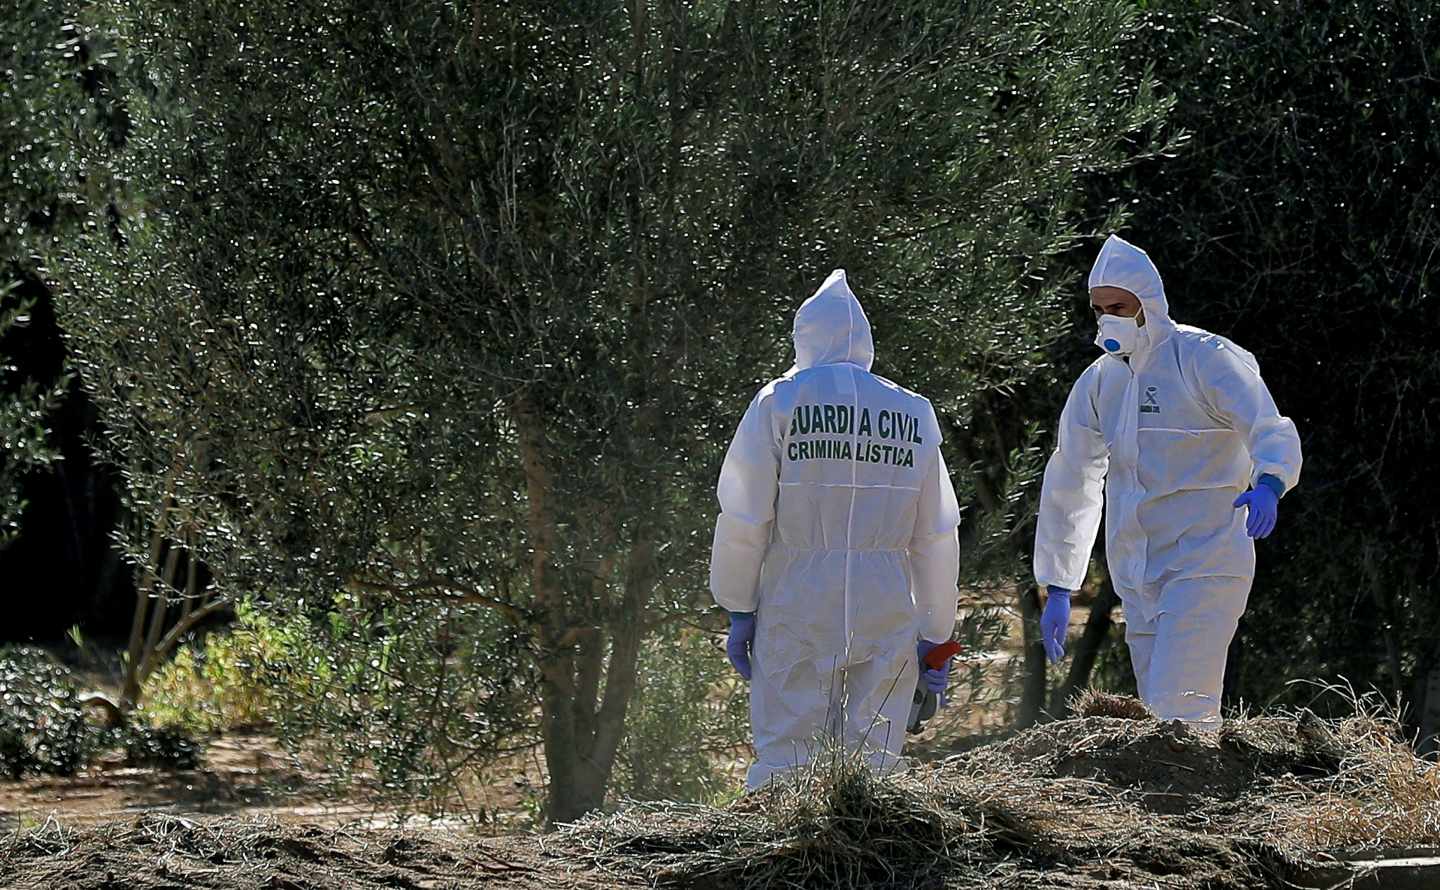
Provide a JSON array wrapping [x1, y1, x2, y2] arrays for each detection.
[[566, 727, 1277, 888], [1071, 687, 1155, 720], [565, 748, 987, 889], [565, 690, 1440, 889], [1244, 691, 1440, 850]]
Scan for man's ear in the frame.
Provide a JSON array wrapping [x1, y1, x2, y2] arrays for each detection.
[[1136, 306, 1146, 327]]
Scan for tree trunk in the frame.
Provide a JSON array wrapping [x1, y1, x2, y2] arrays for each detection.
[[514, 395, 584, 824], [514, 393, 654, 825], [140, 542, 182, 670], [1049, 578, 1119, 717], [1017, 585, 1046, 727], [120, 481, 173, 710], [1419, 660, 1440, 758], [1414, 621, 1440, 757], [532, 558, 651, 824], [1370, 582, 1406, 701], [581, 531, 653, 790], [545, 535, 653, 824]]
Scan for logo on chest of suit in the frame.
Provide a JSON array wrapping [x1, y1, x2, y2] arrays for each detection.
[[1140, 385, 1161, 414]]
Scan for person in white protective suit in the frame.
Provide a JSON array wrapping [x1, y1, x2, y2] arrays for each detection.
[[710, 270, 962, 790], [1034, 235, 1303, 730]]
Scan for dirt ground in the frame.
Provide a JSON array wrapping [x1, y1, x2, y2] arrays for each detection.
[[0, 729, 553, 836], [0, 734, 629, 888]]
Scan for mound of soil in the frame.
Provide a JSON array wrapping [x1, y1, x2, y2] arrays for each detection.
[[3, 702, 1437, 889], [982, 714, 1338, 815], [565, 704, 1440, 889]]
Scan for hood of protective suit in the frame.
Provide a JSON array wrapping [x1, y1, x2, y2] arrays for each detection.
[[1088, 235, 1175, 353], [791, 269, 875, 373]]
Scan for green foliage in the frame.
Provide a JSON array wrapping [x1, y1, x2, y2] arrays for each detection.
[[119, 723, 201, 770], [0, 646, 201, 779], [48, 0, 1168, 595], [145, 596, 536, 804], [252, 597, 536, 806], [611, 630, 749, 803], [0, 647, 96, 778], [1, 0, 126, 263], [140, 603, 292, 733], [0, 295, 66, 541]]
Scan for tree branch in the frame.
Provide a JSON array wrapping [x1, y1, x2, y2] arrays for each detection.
[[590, 530, 654, 769], [136, 595, 233, 688], [345, 574, 528, 624]]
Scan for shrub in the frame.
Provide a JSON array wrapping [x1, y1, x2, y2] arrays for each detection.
[[612, 630, 750, 803], [141, 602, 294, 733], [0, 646, 202, 778], [0, 647, 101, 779]]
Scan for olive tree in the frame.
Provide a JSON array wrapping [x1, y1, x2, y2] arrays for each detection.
[[54, 0, 1167, 819]]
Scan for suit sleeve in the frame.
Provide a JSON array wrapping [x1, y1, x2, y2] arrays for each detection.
[[1034, 366, 1109, 591], [709, 388, 781, 613], [910, 408, 961, 643], [1194, 341, 1303, 494]]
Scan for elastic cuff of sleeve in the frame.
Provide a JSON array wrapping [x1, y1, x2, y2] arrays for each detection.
[[728, 610, 756, 618], [1045, 585, 1072, 599], [1256, 474, 1285, 499]]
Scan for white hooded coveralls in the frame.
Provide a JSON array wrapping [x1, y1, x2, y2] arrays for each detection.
[[710, 270, 961, 789], [1034, 236, 1302, 728]]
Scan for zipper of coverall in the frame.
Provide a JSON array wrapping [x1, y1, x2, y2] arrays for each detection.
[[1122, 328, 1153, 585], [843, 296, 859, 670]]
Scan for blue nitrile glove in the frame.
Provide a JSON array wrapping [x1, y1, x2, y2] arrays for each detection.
[[916, 640, 952, 696], [726, 612, 756, 680], [1233, 474, 1283, 539], [1040, 586, 1071, 664]]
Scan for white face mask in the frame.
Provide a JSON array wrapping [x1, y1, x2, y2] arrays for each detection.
[[1095, 313, 1141, 356]]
